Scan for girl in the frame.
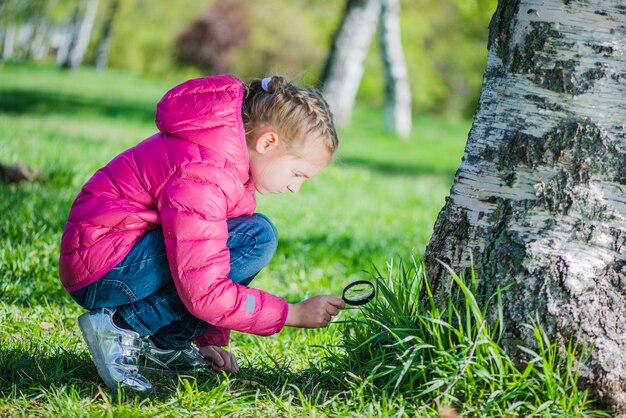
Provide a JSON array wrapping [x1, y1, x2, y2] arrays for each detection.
[[59, 75, 345, 394]]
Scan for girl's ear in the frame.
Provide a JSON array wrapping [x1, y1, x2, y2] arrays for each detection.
[[255, 131, 280, 154]]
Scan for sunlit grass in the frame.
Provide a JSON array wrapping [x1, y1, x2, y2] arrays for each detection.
[[0, 62, 611, 417], [331, 258, 609, 416]]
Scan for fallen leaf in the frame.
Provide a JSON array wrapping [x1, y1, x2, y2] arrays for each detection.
[[439, 405, 460, 418]]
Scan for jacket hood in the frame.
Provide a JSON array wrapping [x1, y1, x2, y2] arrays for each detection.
[[155, 75, 250, 183]]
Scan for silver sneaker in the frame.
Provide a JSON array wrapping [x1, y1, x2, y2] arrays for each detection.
[[78, 308, 152, 394], [139, 342, 211, 375]]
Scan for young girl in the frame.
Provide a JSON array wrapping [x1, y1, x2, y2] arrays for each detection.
[[59, 75, 345, 394]]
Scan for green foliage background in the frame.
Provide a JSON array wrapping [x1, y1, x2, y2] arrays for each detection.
[[1, 0, 497, 117], [105, 0, 496, 116]]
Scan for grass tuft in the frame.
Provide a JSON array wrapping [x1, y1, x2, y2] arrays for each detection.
[[332, 257, 610, 417]]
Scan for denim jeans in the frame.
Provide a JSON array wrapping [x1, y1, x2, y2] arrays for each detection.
[[70, 213, 278, 350]]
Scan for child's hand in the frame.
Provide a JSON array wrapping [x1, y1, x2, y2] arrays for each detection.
[[198, 345, 239, 373], [285, 295, 345, 328]]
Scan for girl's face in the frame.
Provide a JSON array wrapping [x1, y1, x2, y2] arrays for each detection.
[[249, 131, 331, 195]]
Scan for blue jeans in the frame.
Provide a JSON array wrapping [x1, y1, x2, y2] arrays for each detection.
[[70, 213, 278, 350]]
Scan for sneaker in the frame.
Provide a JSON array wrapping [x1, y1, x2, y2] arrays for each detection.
[[78, 308, 153, 394], [139, 342, 211, 375]]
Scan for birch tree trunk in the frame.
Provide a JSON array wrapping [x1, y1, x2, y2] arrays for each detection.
[[2, 23, 16, 60], [425, 0, 626, 411], [62, 0, 99, 69], [380, 0, 411, 137], [94, 0, 119, 69], [321, 0, 381, 127], [28, 9, 48, 60]]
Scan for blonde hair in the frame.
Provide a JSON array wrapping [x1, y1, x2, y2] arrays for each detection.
[[242, 76, 339, 155]]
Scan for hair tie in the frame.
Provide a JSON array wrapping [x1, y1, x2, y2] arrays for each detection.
[[261, 77, 272, 92]]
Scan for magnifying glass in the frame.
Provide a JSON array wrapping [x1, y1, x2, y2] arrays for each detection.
[[342, 280, 375, 306]]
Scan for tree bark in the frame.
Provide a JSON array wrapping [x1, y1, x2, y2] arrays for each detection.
[[425, 0, 626, 411], [321, 0, 381, 127], [380, 0, 411, 137], [2, 22, 16, 60], [62, 0, 99, 70], [28, 8, 48, 60], [94, 0, 119, 69]]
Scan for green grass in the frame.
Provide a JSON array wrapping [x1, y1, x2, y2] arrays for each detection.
[[333, 259, 609, 417], [0, 62, 610, 417]]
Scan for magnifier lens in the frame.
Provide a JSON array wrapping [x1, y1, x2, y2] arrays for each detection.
[[344, 283, 372, 300], [342, 280, 375, 306]]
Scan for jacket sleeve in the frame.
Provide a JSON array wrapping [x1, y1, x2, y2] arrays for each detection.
[[157, 163, 288, 338]]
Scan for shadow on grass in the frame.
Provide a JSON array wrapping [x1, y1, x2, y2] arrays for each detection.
[[231, 363, 344, 401], [0, 344, 345, 408], [277, 233, 422, 267], [0, 346, 92, 393], [0, 88, 155, 121], [0, 344, 186, 398], [338, 156, 457, 178]]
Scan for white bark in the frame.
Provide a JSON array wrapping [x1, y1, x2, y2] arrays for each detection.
[[55, 24, 72, 65], [380, 0, 411, 137], [94, 0, 119, 69], [321, 0, 381, 127], [63, 0, 99, 69], [2, 22, 16, 60], [29, 21, 49, 60], [426, 0, 626, 411]]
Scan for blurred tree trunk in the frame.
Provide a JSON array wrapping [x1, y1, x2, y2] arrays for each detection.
[[27, 7, 48, 60], [2, 22, 16, 60], [62, 0, 99, 69], [94, 0, 119, 69], [380, 0, 411, 137], [321, 0, 381, 127], [425, 0, 625, 411]]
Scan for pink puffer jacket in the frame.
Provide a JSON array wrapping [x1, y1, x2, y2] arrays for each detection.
[[59, 75, 288, 346]]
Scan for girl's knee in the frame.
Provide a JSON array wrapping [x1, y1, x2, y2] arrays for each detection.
[[251, 213, 278, 257], [227, 213, 278, 268], [252, 213, 277, 239]]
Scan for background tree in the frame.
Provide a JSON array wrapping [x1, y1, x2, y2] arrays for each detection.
[[321, 0, 411, 135], [173, 1, 338, 85], [0, 0, 46, 60], [1, 5, 17, 60], [93, 0, 119, 69], [425, 0, 626, 411], [320, 0, 381, 127], [174, 0, 250, 75], [61, 0, 99, 69], [0, 0, 495, 119], [380, 0, 411, 137]]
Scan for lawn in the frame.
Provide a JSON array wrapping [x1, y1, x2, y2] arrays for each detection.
[[0, 63, 610, 417]]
